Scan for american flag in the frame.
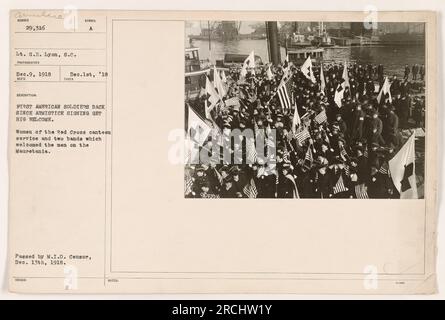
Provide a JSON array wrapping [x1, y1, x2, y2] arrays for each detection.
[[314, 110, 327, 124], [344, 164, 350, 177], [304, 146, 313, 164], [282, 150, 290, 163], [185, 171, 194, 195], [355, 183, 369, 199], [277, 77, 293, 110], [295, 128, 311, 144], [379, 162, 390, 176], [333, 174, 348, 194], [379, 166, 388, 175], [243, 178, 258, 198], [246, 138, 258, 164]]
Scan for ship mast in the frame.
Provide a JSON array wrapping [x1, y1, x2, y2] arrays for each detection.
[[266, 21, 281, 65]]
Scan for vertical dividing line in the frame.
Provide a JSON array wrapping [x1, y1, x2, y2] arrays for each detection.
[[104, 15, 108, 287], [265, 22, 270, 63]]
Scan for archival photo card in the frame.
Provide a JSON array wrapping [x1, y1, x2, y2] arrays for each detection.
[[8, 10, 437, 294]]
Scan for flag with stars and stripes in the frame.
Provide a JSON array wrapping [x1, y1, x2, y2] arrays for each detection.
[[355, 183, 369, 199], [243, 178, 258, 198], [282, 150, 290, 163], [294, 128, 311, 144], [333, 174, 348, 194], [184, 170, 194, 196], [379, 162, 390, 176], [304, 146, 313, 166], [314, 110, 327, 124], [344, 164, 350, 177], [277, 77, 294, 110], [246, 138, 258, 164]]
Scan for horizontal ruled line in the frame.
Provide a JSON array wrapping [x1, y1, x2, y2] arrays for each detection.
[[14, 80, 107, 83], [14, 48, 106, 50], [14, 64, 106, 67], [15, 31, 106, 34]]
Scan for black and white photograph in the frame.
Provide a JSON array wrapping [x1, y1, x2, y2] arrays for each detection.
[[3, 4, 442, 299], [184, 21, 426, 199]]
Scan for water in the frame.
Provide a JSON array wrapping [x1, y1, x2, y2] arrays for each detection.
[[324, 46, 425, 78], [190, 39, 281, 65], [190, 39, 425, 78]]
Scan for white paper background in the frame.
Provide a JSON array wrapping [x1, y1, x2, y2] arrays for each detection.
[[0, 0, 444, 299]]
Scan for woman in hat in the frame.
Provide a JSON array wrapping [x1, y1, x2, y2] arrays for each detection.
[[277, 163, 299, 198]]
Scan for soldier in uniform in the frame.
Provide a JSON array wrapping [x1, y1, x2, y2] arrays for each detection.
[[412, 64, 419, 81], [334, 113, 348, 138], [206, 161, 222, 194], [296, 165, 317, 198], [351, 104, 365, 143], [419, 64, 425, 81], [398, 94, 411, 129], [365, 77, 375, 97], [377, 64, 384, 83], [366, 64, 373, 78], [369, 110, 385, 145], [230, 166, 247, 198], [404, 64, 410, 81], [315, 165, 333, 199], [400, 80, 411, 97], [382, 105, 400, 148], [220, 176, 238, 198], [192, 166, 208, 197], [349, 77, 358, 98], [413, 96, 425, 127], [390, 75, 401, 96]]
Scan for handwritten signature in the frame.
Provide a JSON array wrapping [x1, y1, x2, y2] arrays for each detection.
[[15, 11, 65, 20]]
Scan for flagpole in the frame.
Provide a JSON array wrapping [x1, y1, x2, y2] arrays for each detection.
[[208, 21, 212, 63], [265, 22, 271, 63]]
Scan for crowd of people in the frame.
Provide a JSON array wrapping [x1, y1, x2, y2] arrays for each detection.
[[185, 58, 425, 199]]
